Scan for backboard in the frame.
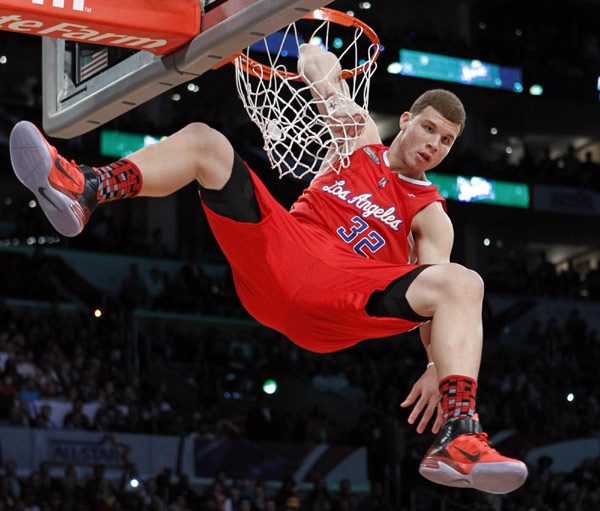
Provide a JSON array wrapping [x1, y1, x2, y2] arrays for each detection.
[[42, 0, 332, 139]]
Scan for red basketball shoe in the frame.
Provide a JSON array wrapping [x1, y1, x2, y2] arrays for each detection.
[[419, 417, 528, 494], [10, 121, 98, 237]]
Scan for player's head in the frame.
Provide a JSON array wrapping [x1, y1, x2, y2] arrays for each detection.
[[409, 89, 466, 136], [389, 89, 464, 175]]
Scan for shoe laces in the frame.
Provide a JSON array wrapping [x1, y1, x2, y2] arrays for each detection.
[[64, 156, 79, 171], [456, 431, 492, 448], [474, 432, 491, 445], [471, 432, 499, 453]]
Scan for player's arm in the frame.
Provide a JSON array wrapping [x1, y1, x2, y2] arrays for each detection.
[[400, 201, 454, 433], [297, 43, 381, 147], [411, 201, 454, 265]]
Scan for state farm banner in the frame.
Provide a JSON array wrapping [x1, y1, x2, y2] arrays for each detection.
[[0, 0, 200, 55]]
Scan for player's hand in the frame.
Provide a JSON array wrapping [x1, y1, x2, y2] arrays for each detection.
[[324, 94, 368, 140], [400, 363, 442, 434]]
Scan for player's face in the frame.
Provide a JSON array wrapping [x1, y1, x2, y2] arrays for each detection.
[[393, 106, 460, 175]]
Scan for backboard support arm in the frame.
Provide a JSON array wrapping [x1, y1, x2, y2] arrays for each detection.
[[42, 0, 332, 139]]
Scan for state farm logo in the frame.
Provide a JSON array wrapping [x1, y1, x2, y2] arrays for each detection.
[[32, 0, 88, 12], [0, 4, 168, 51]]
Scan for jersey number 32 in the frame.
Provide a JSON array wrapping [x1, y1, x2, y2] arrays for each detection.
[[337, 216, 385, 258]]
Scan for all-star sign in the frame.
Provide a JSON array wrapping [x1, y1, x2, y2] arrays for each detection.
[[0, 0, 201, 55], [47, 435, 132, 467]]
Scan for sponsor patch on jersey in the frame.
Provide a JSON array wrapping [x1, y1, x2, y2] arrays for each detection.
[[363, 147, 380, 165], [378, 178, 389, 189]]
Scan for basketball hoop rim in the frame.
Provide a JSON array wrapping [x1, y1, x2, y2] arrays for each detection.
[[232, 7, 381, 81]]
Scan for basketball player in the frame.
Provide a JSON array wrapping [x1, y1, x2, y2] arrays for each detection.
[[9, 44, 527, 494]]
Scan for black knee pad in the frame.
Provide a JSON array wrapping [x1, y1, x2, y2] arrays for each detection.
[[199, 152, 261, 224], [365, 265, 433, 322]]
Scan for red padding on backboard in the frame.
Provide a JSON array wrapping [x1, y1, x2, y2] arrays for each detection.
[[0, 0, 200, 55]]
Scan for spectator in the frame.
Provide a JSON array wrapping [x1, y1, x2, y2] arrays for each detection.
[[275, 477, 297, 509], [7, 400, 32, 427], [334, 479, 358, 511], [92, 394, 124, 432], [63, 398, 91, 430], [3, 459, 22, 500], [15, 351, 37, 381], [32, 404, 56, 429], [19, 378, 41, 405], [0, 374, 19, 419]]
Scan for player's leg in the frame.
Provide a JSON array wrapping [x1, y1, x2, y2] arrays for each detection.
[[127, 122, 235, 195], [367, 263, 527, 494], [9, 121, 255, 237], [407, 264, 526, 494], [128, 123, 260, 223], [365, 263, 482, 379], [404, 263, 483, 379], [367, 263, 482, 378]]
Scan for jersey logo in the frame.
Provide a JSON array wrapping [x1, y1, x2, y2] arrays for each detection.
[[363, 147, 380, 165], [322, 179, 404, 231], [407, 193, 416, 197], [378, 178, 389, 189]]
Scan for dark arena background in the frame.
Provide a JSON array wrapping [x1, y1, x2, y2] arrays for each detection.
[[0, 1, 599, 510]]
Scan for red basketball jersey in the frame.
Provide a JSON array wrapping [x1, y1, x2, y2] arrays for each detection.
[[291, 144, 446, 264], [201, 145, 448, 351]]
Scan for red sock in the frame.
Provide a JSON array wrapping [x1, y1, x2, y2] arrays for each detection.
[[439, 375, 478, 423], [94, 159, 143, 203]]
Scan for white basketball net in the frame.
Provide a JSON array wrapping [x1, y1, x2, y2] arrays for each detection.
[[234, 15, 379, 179]]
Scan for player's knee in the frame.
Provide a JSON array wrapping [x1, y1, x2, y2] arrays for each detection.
[[180, 122, 230, 154], [181, 121, 214, 138], [444, 263, 484, 303], [179, 122, 234, 186], [407, 263, 483, 316]]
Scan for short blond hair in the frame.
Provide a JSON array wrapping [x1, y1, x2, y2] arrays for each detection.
[[410, 89, 466, 135]]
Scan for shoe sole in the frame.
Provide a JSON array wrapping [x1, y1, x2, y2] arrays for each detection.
[[419, 461, 528, 494], [10, 121, 84, 237]]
